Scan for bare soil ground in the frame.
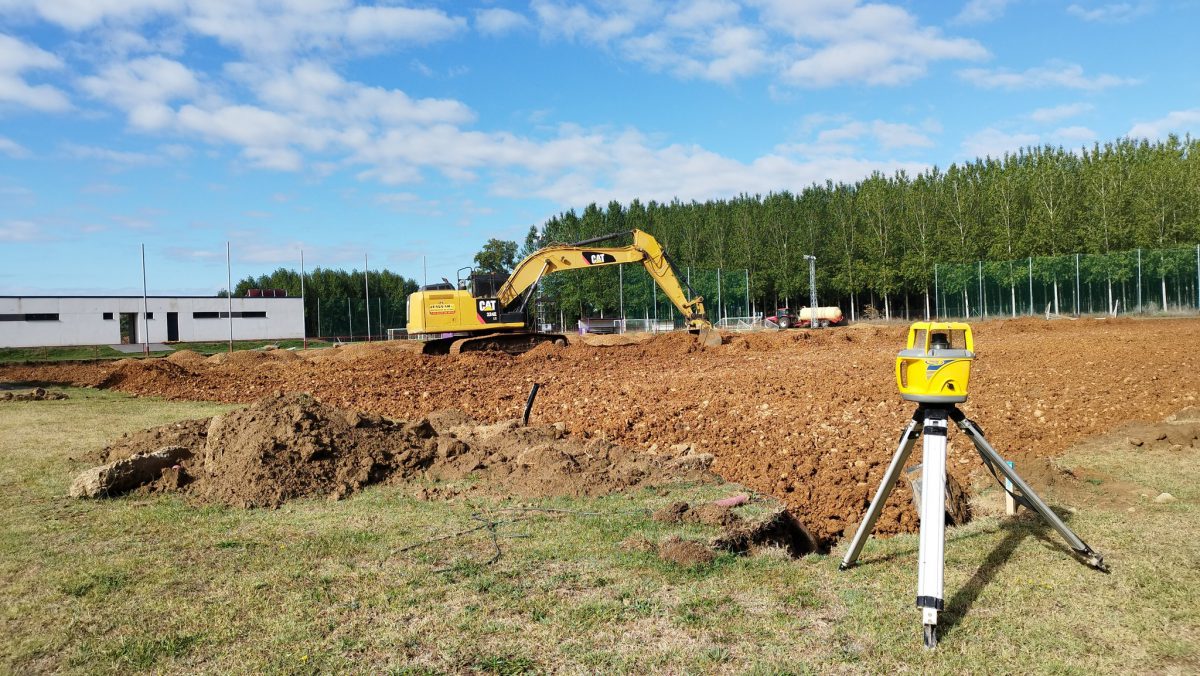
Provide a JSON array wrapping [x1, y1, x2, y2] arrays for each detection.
[[4, 316, 1199, 545]]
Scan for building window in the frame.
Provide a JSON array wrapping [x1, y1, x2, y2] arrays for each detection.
[[192, 311, 268, 319], [103, 312, 114, 320], [0, 313, 60, 321], [145, 312, 154, 319]]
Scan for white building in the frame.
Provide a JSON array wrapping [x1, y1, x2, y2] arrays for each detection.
[[0, 296, 304, 348]]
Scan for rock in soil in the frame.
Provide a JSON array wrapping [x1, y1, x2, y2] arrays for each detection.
[[70, 445, 191, 498]]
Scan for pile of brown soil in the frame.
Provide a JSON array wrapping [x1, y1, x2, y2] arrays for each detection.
[[16, 316, 1200, 546], [88, 393, 719, 508]]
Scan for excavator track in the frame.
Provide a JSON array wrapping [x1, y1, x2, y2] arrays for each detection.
[[420, 332, 567, 355]]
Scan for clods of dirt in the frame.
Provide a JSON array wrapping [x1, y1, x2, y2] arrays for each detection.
[[76, 392, 718, 507], [652, 500, 742, 527], [0, 387, 67, 401], [712, 509, 823, 557], [657, 535, 716, 567]]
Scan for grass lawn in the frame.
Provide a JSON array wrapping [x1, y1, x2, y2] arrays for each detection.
[[0, 339, 333, 364], [0, 387, 1196, 673]]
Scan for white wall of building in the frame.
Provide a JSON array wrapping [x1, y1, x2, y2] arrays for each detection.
[[0, 297, 304, 348]]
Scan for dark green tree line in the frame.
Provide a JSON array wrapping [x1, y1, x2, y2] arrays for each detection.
[[527, 135, 1199, 323]]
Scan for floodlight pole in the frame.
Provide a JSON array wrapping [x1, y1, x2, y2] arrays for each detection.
[[226, 241, 234, 353], [141, 244, 149, 356]]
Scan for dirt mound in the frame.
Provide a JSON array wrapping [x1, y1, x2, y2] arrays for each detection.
[[518, 341, 567, 361], [166, 350, 207, 366], [86, 394, 719, 507], [652, 501, 742, 527], [16, 316, 1200, 545]]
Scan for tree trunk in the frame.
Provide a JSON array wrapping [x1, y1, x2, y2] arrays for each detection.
[[1053, 278, 1060, 315], [924, 289, 931, 320], [1010, 285, 1016, 318]]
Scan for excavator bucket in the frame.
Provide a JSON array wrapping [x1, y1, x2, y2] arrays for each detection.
[[697, 325, 723, 348]]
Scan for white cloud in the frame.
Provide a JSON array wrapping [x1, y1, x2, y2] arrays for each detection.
[[0, 33, 71, 111], [1128, 109, 1200, 140], [0, 219, 41, 241], [1029, 102, 1093, 123], [344, 6, 466, 43], [755, 1, 988, 87], [784, 118, 935, 156], [0, 135, 29, 157], [531, 0, 640, 44], [952, 0, 1014, 25], [1053, 125, 1097, 143], [62, 142, 159, 165], [959, 61, 1138, 90], [78, 55, 199, 129], [475, 8, 531, 36], [5, 0, 183, 31], [1067, 2, 1151, 23], [961, 128, 1040, 158]]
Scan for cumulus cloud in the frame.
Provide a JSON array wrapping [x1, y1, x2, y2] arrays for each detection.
[[0, 135, 29, 157], [0, 33, 71, 111], [959, 61, 1138, 90], [1029, 102, 1093, 123], [78, 55, 199, 129], [1067, 2, 1151, 23], [952, 0, 1015, 25], [961, 128, 1041, 159], [1128, 109, 1200, 140], [0, 219, 42, 241], [753, 0, 988, 87], [475, 8, 531, 36]]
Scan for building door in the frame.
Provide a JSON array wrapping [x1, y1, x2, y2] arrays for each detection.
[[167, 312, 179, 342], [119, 313, 138, 344]]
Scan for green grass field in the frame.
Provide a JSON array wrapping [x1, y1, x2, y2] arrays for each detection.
[[0, 388, 1196, 674], [0, 339, 332, 364]]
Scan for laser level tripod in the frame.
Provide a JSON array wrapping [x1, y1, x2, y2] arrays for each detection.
[[839, 323, 1107, 648]]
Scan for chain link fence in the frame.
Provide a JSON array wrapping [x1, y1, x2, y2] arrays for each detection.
[[933, 245, 1200, 319], [308, 297, 408, 341]]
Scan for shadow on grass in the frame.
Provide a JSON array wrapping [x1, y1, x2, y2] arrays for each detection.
[[941, 509, 1098, 639]]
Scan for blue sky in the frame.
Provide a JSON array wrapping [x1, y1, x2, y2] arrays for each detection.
[[1, 0, 1197, 295]]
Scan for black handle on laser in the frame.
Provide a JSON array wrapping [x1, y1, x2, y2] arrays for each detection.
[[522, 383, 541, 426]]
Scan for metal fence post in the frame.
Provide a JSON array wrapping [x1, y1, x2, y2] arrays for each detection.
[[1137, 248, 1142, 312], [618, 264, 624, 330], [1075, 253, 1081, 316], [1028, 256, 1034, 315], [934, 264, 939, 318], [745, 269, 750, 319], [717, 267, 722, 322], [978, 260, 984, 318], [1196, 244, 1199, 311]]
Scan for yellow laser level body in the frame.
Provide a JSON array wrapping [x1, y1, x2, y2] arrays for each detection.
[[896, 321, 974, 404]]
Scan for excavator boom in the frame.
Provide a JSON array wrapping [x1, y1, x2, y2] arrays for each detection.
[[497, 229, 710, 329]]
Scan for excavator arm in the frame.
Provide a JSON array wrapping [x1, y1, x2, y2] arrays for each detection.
[[495, 229, 712, 331]]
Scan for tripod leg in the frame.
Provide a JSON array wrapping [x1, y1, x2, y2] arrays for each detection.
[[952, 412, 1107, 572], [840, 413, 922, 570], [916, 408, 948, 648]]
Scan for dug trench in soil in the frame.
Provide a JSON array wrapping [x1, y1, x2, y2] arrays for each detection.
[[80, 392, 720, 508], [12, 316, 1200, 545]]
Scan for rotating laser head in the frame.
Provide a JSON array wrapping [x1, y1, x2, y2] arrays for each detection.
[[896, 322, 974, 404]]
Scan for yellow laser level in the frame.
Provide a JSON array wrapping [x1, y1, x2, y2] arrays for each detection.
[[895, 322, 974, 404]]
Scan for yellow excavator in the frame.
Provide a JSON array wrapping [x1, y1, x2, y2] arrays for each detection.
[[406, 229, 722, 354]]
